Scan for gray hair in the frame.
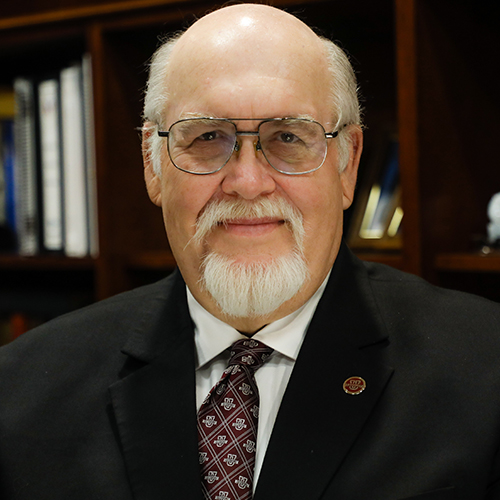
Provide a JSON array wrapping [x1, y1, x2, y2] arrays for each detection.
[[143, 32, 361, 176], [143, 32, 183, 175], [319, 37, 362, 172]]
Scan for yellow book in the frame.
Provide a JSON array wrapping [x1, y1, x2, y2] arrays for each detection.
[[0, 87, 15, 119]]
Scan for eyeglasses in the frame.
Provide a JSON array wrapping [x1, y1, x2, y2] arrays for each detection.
[[157, 117, 340, 175]]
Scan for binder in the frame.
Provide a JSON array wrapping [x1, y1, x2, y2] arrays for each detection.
[[13, 78, 39, 256], [60, 63, 89, 258], [38, 77, 64, 252]]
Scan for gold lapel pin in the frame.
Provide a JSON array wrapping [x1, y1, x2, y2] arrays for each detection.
[[343, 376, 366, 395]]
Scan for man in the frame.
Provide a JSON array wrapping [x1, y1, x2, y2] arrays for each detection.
[[1, 4, 500, 500]]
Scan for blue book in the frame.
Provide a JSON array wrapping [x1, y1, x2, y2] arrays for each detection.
[[1, 120, 17, 251], [3, 120, 16, 232]]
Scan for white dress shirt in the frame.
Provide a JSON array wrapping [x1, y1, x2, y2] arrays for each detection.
[[188, 274, 329, 489]]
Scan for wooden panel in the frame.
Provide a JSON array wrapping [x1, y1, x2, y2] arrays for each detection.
[[126, 250, 177, 270], [416, 0, 500, 282], [0, 254, 94, 270], [395, 0, 422, 276], [436, 253, 500, 273], [0, 0, 199, 29], [0, 26, 85, 85]]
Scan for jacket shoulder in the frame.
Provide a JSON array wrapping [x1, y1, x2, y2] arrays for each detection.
[[364, 259, 499, 303], [362, 260, 500, 334]]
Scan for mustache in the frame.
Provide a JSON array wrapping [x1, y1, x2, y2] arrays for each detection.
[[188, 197, 305, 250]]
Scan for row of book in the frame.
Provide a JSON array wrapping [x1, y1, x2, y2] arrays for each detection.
[[0, 54, 98, 257]]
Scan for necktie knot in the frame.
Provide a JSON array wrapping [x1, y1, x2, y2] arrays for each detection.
[[228, 338, 274, 372]]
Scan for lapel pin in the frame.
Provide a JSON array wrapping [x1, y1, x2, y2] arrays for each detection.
[[343, 376, 366, 395]]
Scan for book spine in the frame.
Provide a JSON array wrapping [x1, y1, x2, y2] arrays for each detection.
[[82, 54, 99, 258], [1, 120, 17, 251], [13, 78, 39, 256], [0, 122, 5, 227], [2, 121, 15, 228], [60, 64, 89, 258], [38, 78, 64, 252]]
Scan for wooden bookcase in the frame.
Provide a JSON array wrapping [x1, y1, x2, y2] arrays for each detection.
[[0, 0, 498, 335]]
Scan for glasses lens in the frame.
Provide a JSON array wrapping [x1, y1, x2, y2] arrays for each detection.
[[259, 119, 327, 173], [168, 119, 236, 173]]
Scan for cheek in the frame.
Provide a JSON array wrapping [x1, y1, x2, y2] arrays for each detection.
[[306, 191, 342, 241], [294, 175, 345, 252], [292, 174, 343, 225], [160, 171, 219, 243]]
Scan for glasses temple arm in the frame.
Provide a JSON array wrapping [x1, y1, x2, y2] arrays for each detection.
[[325, 130, 339, 139]]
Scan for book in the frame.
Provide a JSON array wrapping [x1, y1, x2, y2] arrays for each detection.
[[1, 120, 17, 251], [13, 78, 40, 256], [38, 77, 64, 252], [0, 88, 13, 235], [60, 63, 89, 258], [0, 86, 15, 119], [0, 123, 5, 228], [82, 54, 99, 258]]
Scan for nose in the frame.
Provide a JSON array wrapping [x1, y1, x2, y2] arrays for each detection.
[[221, 137, 277, 200]]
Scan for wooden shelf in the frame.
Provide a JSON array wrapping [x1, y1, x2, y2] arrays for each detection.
[[0, 0, 329, 31], [435, 253, 500, 273], [0, 0, 195, 30], [126, 251, 177, 271], [0, 254, 95, 271]]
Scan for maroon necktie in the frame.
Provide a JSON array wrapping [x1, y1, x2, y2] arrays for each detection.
[[198, 338, 274, 500]]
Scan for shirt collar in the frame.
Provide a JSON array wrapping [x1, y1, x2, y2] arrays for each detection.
[[188, 272, 330, 369]]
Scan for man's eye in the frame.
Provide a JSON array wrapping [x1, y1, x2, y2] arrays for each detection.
[[279, 132, 299, 143], [198, 131, 218, 141]]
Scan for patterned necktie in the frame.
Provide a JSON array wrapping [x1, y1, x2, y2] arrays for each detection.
[[198, 338, 274, 500]]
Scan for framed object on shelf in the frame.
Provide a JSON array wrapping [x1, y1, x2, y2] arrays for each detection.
[[347, 130, 402, 251]]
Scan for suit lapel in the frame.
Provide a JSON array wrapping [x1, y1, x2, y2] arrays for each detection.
[[255, 244, 394, 500], [108, 272, 203, 500]]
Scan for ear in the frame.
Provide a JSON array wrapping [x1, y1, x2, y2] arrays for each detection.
[[340, 126, 363, 210], [142, 123, 162, 207]]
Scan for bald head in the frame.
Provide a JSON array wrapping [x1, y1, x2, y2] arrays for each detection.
[[177, 3, 321, 46], [170, 4, 326, 75]]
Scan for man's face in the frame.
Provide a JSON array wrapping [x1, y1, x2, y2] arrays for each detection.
[[144, 8, 361, 329]]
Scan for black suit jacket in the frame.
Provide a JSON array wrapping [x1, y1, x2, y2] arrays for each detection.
[[1, 244, 500, 500]]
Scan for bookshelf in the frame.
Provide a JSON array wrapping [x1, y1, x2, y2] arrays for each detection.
[[0, 0, 498, 342], [398, 0, 500, 301]]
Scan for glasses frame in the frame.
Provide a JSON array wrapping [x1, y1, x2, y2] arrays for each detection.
[[157, 117, 340, 175]]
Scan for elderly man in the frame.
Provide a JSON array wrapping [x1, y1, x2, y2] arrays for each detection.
[[1, 4, 500, 500]]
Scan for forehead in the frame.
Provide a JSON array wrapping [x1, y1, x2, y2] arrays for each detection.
[[168, 75, 330, 125]]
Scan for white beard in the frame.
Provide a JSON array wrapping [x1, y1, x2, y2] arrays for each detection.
[[193, 197, 309, 318], [201, 249, 309, 318]]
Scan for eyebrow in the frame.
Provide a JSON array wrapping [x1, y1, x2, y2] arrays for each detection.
[[175, 112, 318, 122], [177, 111, 223, 120]]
